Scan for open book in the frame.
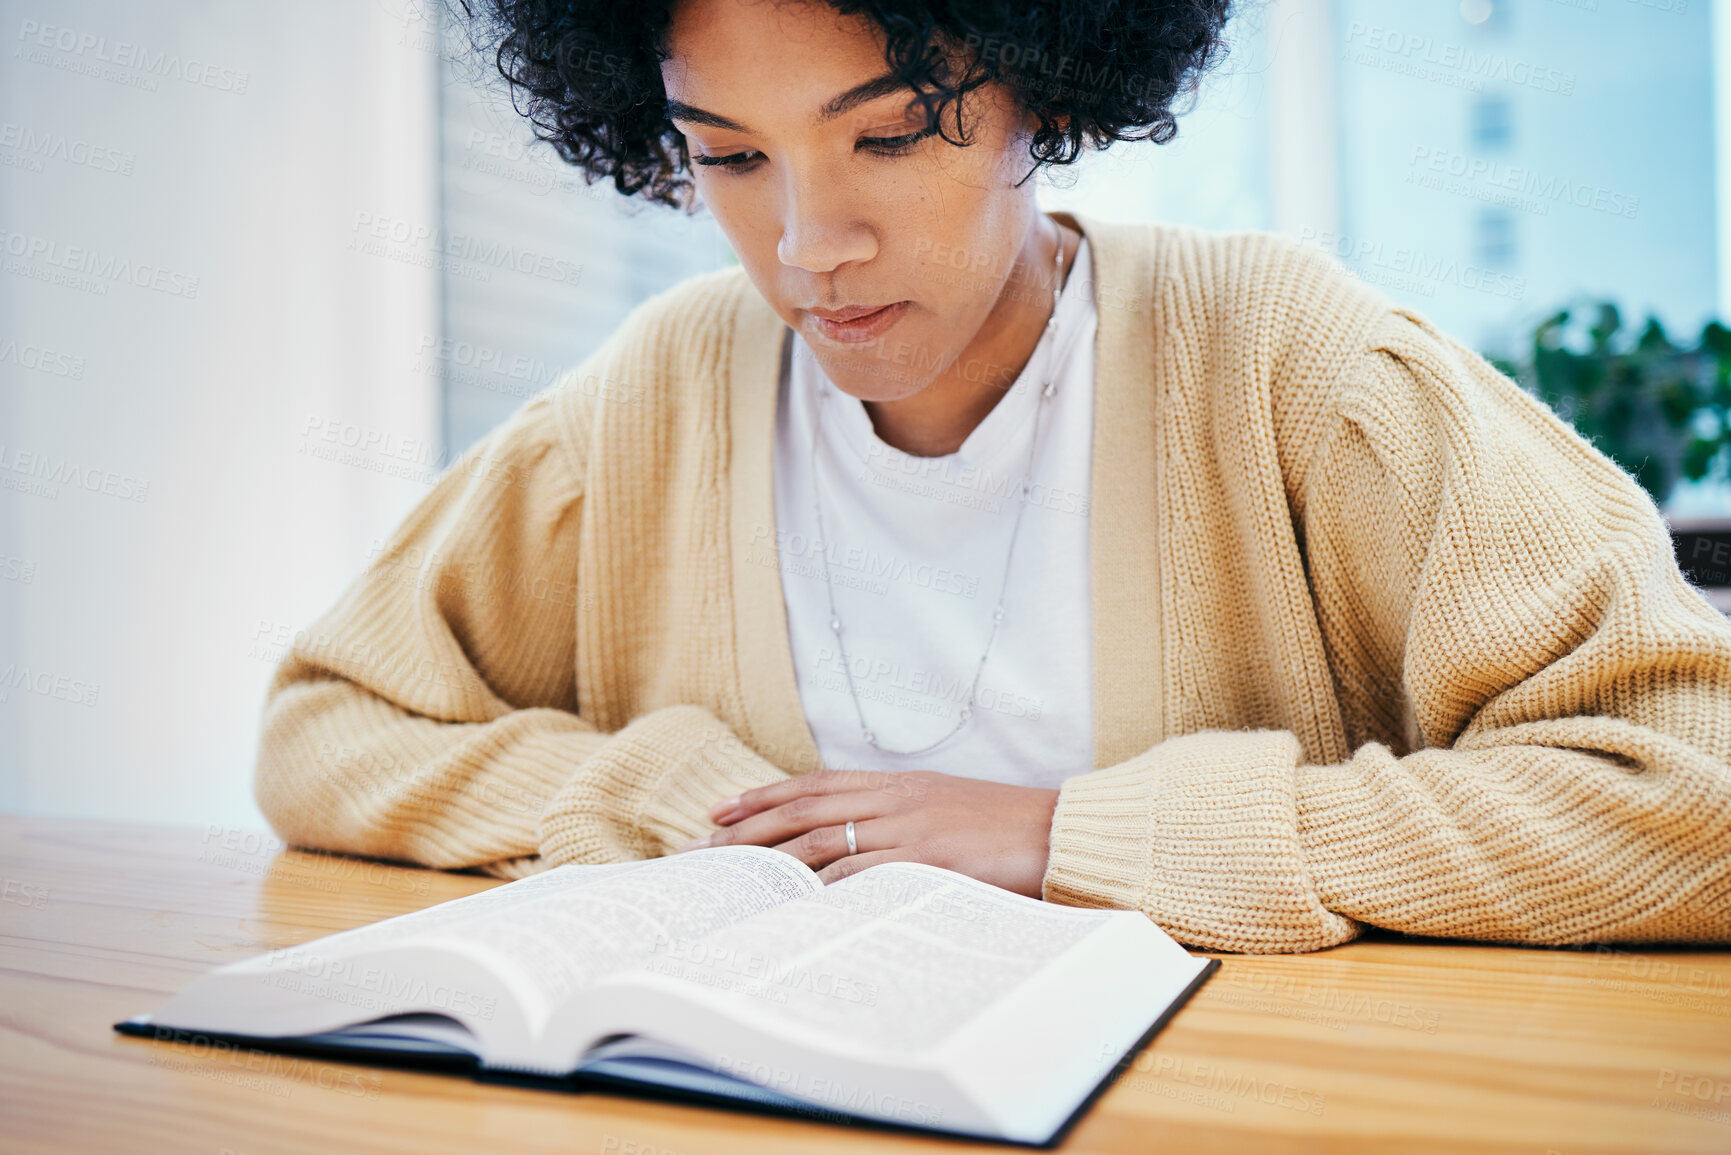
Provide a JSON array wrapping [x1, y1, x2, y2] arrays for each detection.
[[116, 847, 1216, 1145]]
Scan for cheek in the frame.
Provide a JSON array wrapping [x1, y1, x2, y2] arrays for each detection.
[[692, 176, 811, 326], [696, 176, 780, 260], [906, 207, 1024, 325], [912, 150, 1034, 281]]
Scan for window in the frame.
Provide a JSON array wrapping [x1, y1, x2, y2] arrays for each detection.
[[1474, 208, 1517, 268], [1470, 94, 1512, 150]]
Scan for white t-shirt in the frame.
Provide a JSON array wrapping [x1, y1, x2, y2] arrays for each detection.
[[771, 237, 1097, 789]]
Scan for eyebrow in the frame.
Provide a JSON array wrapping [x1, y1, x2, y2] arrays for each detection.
[[665, 71, 913, 134]]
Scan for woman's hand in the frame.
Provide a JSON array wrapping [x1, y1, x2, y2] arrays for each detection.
[[673, 770, 1061, 897]]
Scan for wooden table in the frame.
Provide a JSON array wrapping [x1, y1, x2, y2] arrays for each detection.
[[2, 815, 1728, 1154]]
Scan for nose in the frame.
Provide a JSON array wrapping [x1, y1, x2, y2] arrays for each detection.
[[775, 163, 876, 273]]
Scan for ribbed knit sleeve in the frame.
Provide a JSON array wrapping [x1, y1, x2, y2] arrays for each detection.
[[1043, 729, 1356, 952], [1044, 306, 1731, 951], [254, 358, 786, 876]]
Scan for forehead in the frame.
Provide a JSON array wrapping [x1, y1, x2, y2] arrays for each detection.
[[661, 0, 890, 110]]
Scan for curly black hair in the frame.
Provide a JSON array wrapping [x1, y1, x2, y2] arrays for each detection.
[[452, 0, 1235, 209]]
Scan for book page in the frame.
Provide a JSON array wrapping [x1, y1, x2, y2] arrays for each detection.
[[443, 846, 821, 1022], [637, 861, 1118, 1057], [236, 858, 651, 968], [230, 846, 819, 1027]]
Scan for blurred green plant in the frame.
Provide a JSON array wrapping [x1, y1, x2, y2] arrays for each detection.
[[1488, 302, 1731, 506]]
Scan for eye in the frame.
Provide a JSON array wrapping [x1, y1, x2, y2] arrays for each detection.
[[858, 126, 937, 156], [693, 149, 762, 170]]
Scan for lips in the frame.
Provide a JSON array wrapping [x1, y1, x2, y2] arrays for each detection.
[[804, 300, 910, 344], [808, 303, 889, 322]]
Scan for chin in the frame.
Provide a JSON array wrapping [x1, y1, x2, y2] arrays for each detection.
[[808, 337, 949, 403], [818, 366, 934, 404]]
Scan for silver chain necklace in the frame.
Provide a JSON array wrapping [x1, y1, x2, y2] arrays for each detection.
[[808, 225, 1068, 758]]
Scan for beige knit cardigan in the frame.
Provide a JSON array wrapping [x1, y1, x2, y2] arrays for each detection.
[[256, 213, 1731, 953]]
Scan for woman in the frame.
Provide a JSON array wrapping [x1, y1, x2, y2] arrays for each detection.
[[256, 0, 1731, 952]]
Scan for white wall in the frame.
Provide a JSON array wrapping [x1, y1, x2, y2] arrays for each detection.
[[0, 0, 442, 826]]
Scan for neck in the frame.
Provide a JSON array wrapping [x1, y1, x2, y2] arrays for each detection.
[[863, 216, 1075, 457]]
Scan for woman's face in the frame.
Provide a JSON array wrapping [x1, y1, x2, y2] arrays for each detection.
[[662, 0, 1044, 404]]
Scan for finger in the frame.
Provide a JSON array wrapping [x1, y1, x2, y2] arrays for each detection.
[[817, 847, 915, 885], [710, 768, 889, 824], [704, 793, 894, 853], [711, 768, 903, 824], [770, 816, 895, 871]]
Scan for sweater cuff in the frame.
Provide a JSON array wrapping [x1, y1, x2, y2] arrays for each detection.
[[536, 705, 790, 865], [1042, 729, 1359, 953]]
